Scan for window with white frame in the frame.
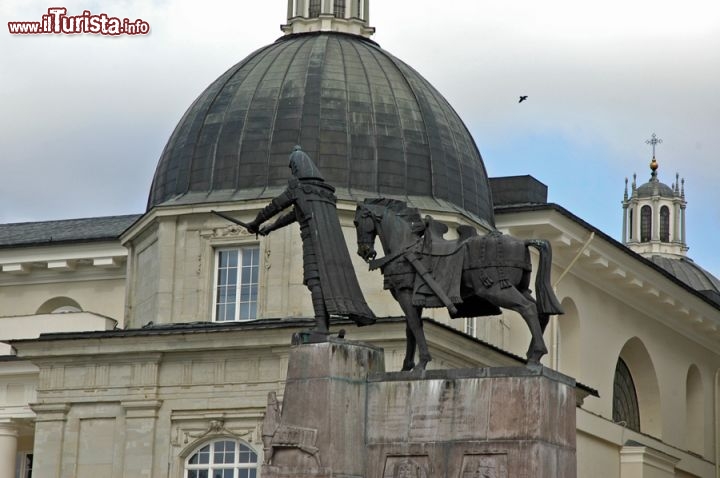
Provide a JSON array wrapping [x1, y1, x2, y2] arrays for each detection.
[[214, 247, 260, 322], [15, 452, 32, 478], [185, 439, 259, 478], [334, 0, 346, 17], [465, 317, 476, 337], [309, 0, 321, 17]]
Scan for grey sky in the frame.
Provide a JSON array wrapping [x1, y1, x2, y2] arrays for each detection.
[[2, 0, 719, 274]]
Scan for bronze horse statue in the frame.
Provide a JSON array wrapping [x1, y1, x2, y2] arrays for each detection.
[[354, 198, 564, 371]]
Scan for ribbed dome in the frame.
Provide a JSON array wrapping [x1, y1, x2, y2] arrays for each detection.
[[636, 179, 675, 198], [148, 32, 495, 228], [651, 255, 720, 304]]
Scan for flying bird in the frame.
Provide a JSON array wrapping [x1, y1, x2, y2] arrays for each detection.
[[519, 95, 528, 103]]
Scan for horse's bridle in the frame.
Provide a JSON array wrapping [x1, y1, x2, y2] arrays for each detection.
[[355, 205, 380, 261]]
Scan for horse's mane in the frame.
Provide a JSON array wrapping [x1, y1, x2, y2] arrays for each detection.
[[362, 198, 422, 223]]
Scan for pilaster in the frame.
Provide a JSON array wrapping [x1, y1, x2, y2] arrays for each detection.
[[30, 403, 70, 478], [620, 444, 679, 478], [121, 400, 163, 478]]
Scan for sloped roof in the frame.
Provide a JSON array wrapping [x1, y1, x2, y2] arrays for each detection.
[[495, 202, 720, 310], [0, 215, 141, 248]]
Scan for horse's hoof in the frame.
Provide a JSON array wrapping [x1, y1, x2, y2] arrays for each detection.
[[525, 352, 545, 366], [401, 361, 415, 372], [413, 358, 430, 372], [526, 346, 547, 366]]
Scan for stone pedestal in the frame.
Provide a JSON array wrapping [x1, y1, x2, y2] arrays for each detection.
[[262, 341, 576, 478], [262, 338, 385, 478], [365, 366, 576, 478]]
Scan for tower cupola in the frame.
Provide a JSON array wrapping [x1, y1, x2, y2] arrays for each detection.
[[622, 133, 688, 258], [281, 0, 375, 37]]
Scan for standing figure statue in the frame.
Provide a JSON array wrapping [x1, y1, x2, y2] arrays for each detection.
[[245, 146, 375, 337]]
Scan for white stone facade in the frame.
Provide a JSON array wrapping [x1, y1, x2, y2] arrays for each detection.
[[1, 197, 719, 477], [281, 0, 375, 37], [0, 238, 127, 478], [2, 3, 719, 475]]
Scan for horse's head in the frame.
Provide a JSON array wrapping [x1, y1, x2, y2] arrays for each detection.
[[354, 203, 378, 263]]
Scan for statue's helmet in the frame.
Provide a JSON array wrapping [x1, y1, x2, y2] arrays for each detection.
[[289, 146, 324, 181]]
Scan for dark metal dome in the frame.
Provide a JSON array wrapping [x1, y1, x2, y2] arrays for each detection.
[[148, 32, 494, 228], [650, 255, 720, 304], [636, 179, 675, 198]]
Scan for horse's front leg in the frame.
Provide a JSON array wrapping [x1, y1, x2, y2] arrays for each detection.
[[396, 290, 431, 371], [392, 289, 417, 371]]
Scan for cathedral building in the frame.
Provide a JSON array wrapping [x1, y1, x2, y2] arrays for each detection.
[[1, 2, 718, 477]]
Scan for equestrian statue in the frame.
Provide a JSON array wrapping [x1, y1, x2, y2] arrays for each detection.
[[354, 198, 564, 371]]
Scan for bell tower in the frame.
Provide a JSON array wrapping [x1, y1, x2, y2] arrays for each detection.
[[282, 0, 375, 37], [622, 133, 688, 258]]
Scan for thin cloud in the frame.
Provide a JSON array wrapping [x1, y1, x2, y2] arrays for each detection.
[[1, 0, 718, 274]]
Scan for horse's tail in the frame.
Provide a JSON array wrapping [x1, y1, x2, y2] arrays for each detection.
[[526, 239, 564, 331]]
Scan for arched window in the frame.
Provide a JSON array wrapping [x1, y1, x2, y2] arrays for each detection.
[[614, 338, 662, 437], [660, 206, 670, 242], [309, 0, 321, 17], [334, 0, 346, 17], [613, 358, 641, 432], [36, 297, 82, 314], [628, 209, 633, 240], [185, 439, 259, 478], [640, 205, 652, 242]]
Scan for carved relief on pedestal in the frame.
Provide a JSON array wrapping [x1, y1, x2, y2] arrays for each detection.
[[459, 454, 508, 478], [382, 456, 430, 478], [261, 392, 322, 468]]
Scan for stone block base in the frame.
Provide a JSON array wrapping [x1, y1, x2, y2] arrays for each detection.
[[262, 341, 577, 478], [260, 465, 332, 478], [365, 366, 577, 477], [262, 338, 384, 477]]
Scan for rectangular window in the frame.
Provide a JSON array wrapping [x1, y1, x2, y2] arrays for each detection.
[[334, 0, 346, 18], [15, 452, 32, 478], [465, 317, 476, 337], [309, 0, 321, 17], [214, 247, 260, 322]]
